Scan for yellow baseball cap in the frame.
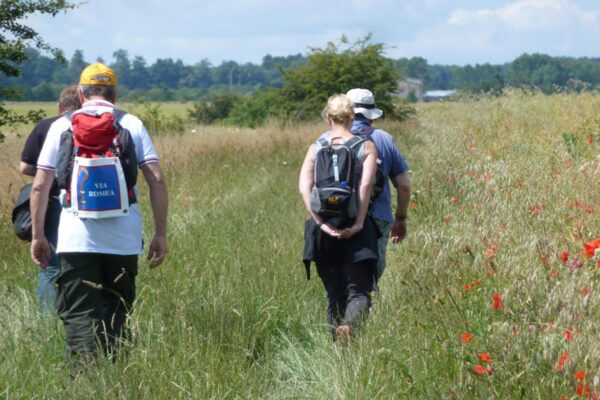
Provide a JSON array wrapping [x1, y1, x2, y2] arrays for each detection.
[[79, 63, 117, 86]]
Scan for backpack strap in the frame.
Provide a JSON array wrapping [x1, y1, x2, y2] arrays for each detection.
[[346, 135, 368, 149], [112, 109, 127, 127]]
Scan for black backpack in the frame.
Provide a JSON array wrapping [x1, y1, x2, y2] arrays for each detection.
[[351, 125, 385, 199], [55, 108, 138, 208], [310, 135, 367, 222], [12, 183, 33, 241]]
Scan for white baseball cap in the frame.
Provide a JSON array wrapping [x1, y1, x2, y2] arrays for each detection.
[[346, 88, 383, 120]]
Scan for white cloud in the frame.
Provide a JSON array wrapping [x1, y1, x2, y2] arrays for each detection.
[[449, 0, 600, 31], [391, 0, 600, 64]]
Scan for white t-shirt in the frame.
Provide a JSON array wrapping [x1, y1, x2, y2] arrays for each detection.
[[37, 100, 160, 255]]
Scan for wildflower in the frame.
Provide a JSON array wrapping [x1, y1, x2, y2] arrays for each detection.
[[473, 278, 482, 286], [589, 137, 594, 145], [484, 245, 498, 259], [563, 327, 574, 342], [465, 283, 472, 292], [577, 383, 592, 397], [560, 251, 569, 264], [452, 196, 459, 204], [492, 292, 503, 310], [411, 202, 417, 210], [473, 364, 492, 376], [582, 287, 591, 297], [461, 332, 472, 344], [576, 370, 585, 381], [571, 258, 583, 269], [549, 271, 559, 278], [478, 352, 492, 363], [583, 238, 600, 258], [554, 351, 572, 372], [529, 204, 544, 214]]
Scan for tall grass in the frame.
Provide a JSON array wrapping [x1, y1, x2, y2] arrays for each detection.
[[1, 91, 600, 398]]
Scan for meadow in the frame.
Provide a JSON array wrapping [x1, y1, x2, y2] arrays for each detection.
[[1, 91, 600, 399]]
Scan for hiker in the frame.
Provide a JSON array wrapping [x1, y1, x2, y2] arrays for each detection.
[[29, 63, 168, 363], [19, 85, 81, 311], [345, 88, 410, 285], [299, 94, 379, 340]]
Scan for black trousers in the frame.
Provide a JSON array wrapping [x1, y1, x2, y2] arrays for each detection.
[[56, 252, 138, 358], [315, 260, 375, 335]]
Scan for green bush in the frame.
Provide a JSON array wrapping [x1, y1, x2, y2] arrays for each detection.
[[187, 91, 241, 125]]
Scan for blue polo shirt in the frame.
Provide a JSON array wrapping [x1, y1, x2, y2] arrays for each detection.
[[351, 118, 409, 223]]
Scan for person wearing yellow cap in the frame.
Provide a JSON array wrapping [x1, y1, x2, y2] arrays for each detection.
[[30, 62, 168, 366]]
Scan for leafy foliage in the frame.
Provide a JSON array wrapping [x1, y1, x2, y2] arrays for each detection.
[[187, 92, 242, 125], [0, 0, 77, 140], [279, 35, 401, 122]]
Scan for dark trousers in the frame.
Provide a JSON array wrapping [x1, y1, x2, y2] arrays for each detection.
[[56, 252, 138, 358], [315, 260, 375, 335]]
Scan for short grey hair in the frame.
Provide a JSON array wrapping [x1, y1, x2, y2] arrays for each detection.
[[79, 84, 117, 102]]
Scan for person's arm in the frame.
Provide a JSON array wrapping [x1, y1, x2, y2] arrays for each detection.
[[141, 162, 168, 269], [340, 141, 377, 239], [298, 144, 340, 238], [30, 169, 54, 267], [19, 162, 36, 176], [390, 172, 411, 243]]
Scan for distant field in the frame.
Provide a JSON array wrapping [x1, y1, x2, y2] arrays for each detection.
[[4, 101, 191, 133], [2, 92, 600, 398]]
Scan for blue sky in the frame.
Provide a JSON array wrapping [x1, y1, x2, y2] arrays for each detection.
[[26, 0, 600, 66]]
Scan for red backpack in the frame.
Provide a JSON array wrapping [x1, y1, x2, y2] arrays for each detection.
[[55, 108, 138, 218]]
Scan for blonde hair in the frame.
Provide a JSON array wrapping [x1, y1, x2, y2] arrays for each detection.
[[323, 94, 354, 125]]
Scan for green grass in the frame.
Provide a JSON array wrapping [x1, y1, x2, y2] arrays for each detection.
[[2, 91, 600, 398]]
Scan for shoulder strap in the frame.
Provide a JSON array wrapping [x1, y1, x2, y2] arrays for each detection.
[[316, 138, 329, 148], [346, 135, 367, 149], [113, 109, 127, 123]]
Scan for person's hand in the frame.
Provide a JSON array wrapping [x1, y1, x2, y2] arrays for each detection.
[[391, 219, 407, 244], [147, 234, 167, 269], [320, 223, 341, 238], [31, 238, 51, 268], [339, 223, 364, 239]]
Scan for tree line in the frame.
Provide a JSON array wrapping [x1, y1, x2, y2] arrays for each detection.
[[398, 54, 600, 94], [3, 50, 600, 104]]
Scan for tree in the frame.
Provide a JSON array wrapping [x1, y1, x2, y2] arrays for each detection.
[[0, 0, 77, 140], [280, 35, 401, 122]]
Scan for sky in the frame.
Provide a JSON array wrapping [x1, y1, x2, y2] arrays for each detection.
[[25, 0, 600, 66]]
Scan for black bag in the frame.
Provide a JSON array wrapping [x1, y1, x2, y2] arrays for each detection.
[[310, 136, 366, 220], [12, 183, 33, 241]]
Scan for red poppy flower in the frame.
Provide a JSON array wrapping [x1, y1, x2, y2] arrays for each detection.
[[577, 383, 591, 397], [474, 364, 487, 376], [563, 327, 574, 342], [555, 351, 572, 371], [583, 238, 600, 258], [484, 245, 498, 259], [576, 370, 585, 381], [529, 204, 544, 214], [478, 352, 492, 363], [465, 283, 472, 292], [461, 332, 472, 343], [492, 293, 503, 310], [560, 251, 569, 264], [589, 137, 594, 145]]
